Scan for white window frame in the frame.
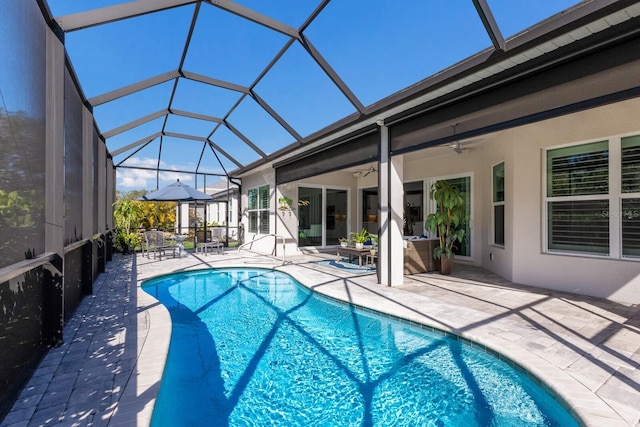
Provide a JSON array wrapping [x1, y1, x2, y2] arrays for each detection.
[[491, 161, 505, 248], [542, 133, 640, 260], [247, 184, 270, 234]]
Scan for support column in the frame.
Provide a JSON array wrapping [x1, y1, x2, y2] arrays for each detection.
[[98, 139, 107, 235], [82, 109, 94, 241], [389, 155, 404, 285], [44, 28, 65, 346], [378, 123, 404, 286], [44, 28, 65, 257]]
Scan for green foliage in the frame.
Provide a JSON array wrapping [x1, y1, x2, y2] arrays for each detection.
[[114, 190, 177, 232], [113, 198, 144, 234], [115, 232, 141, 254], [278, 196, 293, 210], [350, 227, 370, 244], [425, 180, 466, 260], [0, 189, 36, 228], [113, 191, 147, 253], [140, 201, 177, 231]]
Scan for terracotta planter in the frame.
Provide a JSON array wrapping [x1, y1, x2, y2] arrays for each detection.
[[439, 255, 454, 275]]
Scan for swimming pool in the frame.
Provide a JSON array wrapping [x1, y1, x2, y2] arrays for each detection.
[[143, 268, 578, 426]]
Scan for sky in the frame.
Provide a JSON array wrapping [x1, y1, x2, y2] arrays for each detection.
[[44, 0, 581, 192]]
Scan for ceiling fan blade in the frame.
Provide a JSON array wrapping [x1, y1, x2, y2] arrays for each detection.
[[449, 141, 465, 154], [459, 138, 484, 145]]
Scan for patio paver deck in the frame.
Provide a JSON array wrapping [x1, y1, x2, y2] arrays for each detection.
[[1, 251, 639, 426]]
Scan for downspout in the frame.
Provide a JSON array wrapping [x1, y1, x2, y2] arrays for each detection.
[[230, 177, 241, 246]]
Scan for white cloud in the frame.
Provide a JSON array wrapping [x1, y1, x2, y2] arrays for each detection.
[[117, 157, 195, 191]]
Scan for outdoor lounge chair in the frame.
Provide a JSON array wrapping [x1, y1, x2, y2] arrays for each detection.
[[143, 230, 177, 260], [195, 230, 224, 255]]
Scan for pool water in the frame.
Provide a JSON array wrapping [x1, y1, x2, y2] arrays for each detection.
[[143, 268, 578, 427]]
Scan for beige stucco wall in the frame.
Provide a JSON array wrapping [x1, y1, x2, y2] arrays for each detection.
[[509, 98, 640, 303]]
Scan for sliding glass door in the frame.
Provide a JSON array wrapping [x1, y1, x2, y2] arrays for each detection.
[[426, 175, 472, 259], [298, 186, 348, 247], [326, 189, 348, 245], [298, 187, 322, 246]]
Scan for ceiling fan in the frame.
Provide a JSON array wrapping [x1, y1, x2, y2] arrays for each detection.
[[353, 164, 377, 177], [362, 164, 376, 177], [449, 140, 466, 154], [448, 124, 483, 154]]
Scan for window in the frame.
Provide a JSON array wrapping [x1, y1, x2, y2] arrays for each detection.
[[622, 135, 640, 257], [248, 185, 270, 234], [492, 162, 505, 246], [545, 135, 640, 258], [546, 141, 609, 254]]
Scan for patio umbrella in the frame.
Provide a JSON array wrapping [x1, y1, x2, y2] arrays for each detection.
[[140, 179, 212, 202], [139, 180, 212, 238]]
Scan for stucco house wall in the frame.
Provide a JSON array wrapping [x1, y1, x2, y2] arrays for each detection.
[[510, 98, 640, 303]]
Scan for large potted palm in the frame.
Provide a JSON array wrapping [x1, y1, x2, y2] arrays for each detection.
[[425, 180, 466, 275]]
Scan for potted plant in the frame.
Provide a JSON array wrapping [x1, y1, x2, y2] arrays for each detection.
[[425, 180, 466, 275], [338, 237, 349, 247], [369, 235, 378, 255], [350, 228, 370, 249], [278, 196, 294, 215]]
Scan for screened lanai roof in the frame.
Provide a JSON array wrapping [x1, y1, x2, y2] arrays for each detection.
[[44, 0, 637, 191]]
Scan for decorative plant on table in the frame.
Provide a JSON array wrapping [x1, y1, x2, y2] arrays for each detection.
[[425, 180, 466, 275], [338, 237, 349, 247], [369, 235, 378, 255], [350, 228, 370, 249]]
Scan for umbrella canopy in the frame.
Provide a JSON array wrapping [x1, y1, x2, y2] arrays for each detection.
[[140, 179, 212, 202]]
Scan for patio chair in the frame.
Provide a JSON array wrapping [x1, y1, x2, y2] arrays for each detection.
[[195, 230, 224, 255], [143, 230, 177, 260]]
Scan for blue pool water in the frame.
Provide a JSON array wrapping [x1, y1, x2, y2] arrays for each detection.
[[143, 268, 578, 427]]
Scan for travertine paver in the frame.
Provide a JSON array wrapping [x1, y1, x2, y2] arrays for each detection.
[[2, 251, 639, 426]]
